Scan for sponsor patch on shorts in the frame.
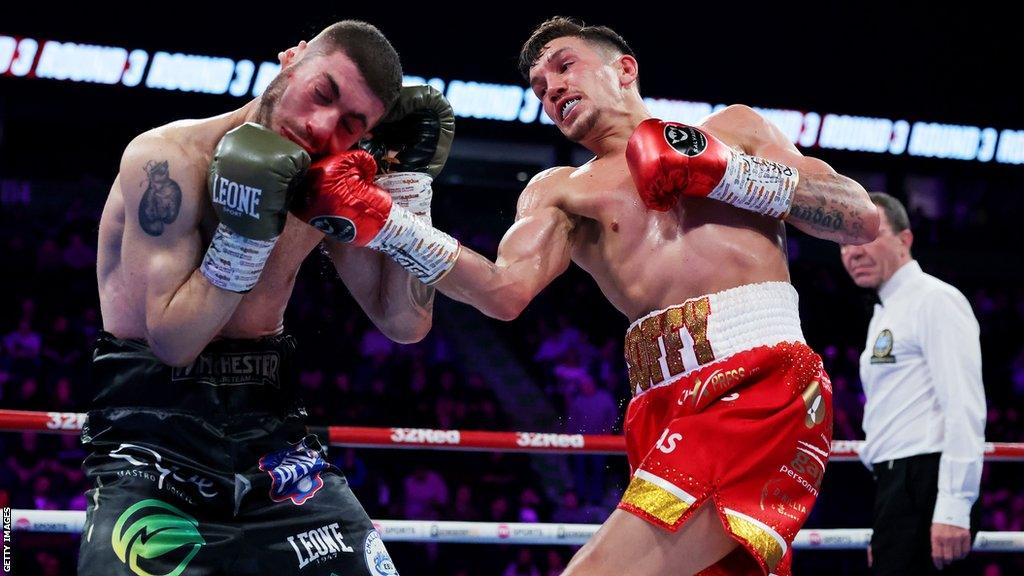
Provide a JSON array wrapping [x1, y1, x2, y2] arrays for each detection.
[[364, 530, 398, 575], [258, 437, 328, 505]]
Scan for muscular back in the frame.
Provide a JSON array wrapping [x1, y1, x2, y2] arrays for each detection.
[[97, 114, 324, 343], [529, 133, 789, 322]]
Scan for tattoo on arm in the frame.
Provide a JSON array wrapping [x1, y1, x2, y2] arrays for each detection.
[[138, 160, 182, 236], [786, 172, 869, 240], [788, 203, 844, 232]]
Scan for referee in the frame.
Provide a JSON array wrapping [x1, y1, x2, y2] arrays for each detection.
[[839, 192, 986, 574]]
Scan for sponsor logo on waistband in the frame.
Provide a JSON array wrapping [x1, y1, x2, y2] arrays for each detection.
[[677, 367, 747, 407], [286, 522, 354, 570], [171, 350, 281, 387]]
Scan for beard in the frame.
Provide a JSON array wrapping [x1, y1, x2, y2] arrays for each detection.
[[254, 70, 288, 128]]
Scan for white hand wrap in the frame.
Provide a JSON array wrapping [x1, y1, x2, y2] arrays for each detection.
[[375, 172, 433, 224], [200, 222, 277, 292], [709, 152, 799, 219], [367, 203, 460, 285]]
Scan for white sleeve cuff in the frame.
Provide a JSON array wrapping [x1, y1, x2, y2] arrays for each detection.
[[933, 494, 973, 529]]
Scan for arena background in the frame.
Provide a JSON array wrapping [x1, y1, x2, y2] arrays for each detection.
[[1, 5, 1020, 575]]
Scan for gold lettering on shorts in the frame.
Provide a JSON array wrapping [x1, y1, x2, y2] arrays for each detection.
[[625, 296, 716, 394], [625, 323, 661, 393], [681, 297, 714, 365], [624, 327, 645, 391], [640, 318, 666, 390], [661, 308, 687, 377]]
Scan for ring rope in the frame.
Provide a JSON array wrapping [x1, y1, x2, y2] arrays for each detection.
[[8, 510, 1024, 551], [3, 410, 1023, 461]]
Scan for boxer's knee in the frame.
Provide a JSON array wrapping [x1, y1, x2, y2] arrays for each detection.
[[563, 505, 741, 576]]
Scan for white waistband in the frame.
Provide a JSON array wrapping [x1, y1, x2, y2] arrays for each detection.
[[626, 282, 806, 396]]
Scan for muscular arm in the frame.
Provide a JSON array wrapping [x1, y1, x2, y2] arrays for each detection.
[[323, 242, 433, 344], [119, 136, 242, 366], [434, 171, 575, 321], [706, 105, 880, 245]]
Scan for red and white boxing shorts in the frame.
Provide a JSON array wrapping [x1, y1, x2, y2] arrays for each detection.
[[618, 282, 832, 576]]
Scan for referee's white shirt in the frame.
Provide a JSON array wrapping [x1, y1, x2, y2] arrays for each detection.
[[859, 260, 986, 529]]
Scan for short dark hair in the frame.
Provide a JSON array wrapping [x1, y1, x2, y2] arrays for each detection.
[[869, 192, 910, 233], [311, 20, 402, 110], [518, 16, 635, 81]]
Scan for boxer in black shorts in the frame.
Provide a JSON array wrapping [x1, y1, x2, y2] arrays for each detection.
[[83, 18, 454, 575], [79, 333, 397, 575]]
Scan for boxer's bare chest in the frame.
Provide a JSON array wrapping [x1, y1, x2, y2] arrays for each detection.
[[552, 153, 788, 321], [217, 214, 325, 337]]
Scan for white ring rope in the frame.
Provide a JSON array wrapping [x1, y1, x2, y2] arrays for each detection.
[[8, 510, 1024, 551]]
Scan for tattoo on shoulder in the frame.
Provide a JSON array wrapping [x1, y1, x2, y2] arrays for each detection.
[[138, 160, 182, 236], [409, 276, 435, 310]]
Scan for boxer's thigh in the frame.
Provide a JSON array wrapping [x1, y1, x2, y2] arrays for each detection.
[[78, 474, 239, 576]]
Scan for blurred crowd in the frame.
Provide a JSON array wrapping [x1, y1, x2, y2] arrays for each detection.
[[1, 174, 1021, 574]]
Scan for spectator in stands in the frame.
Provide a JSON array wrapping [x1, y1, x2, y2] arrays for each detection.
[[565, 372, 617, 505], [503, 548, 541, 576]]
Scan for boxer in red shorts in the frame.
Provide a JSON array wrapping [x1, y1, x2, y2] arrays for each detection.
[[618, 285, 832, 574], [310, 16, 879, 576]]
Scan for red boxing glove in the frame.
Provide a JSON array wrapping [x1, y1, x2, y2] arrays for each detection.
[[292, 150, 392, 246], [293, 150, 461, 284], [626, 118, 798, 218]]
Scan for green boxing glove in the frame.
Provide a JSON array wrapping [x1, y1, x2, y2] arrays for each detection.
[[201, 122, 310, 292], [359, 85, 455, 224]]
